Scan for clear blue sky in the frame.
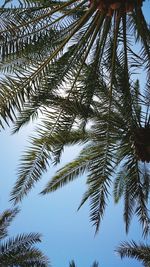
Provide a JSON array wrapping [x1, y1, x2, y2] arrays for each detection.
[[0, 1, 150, 267]]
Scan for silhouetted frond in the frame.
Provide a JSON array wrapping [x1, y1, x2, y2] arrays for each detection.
[[0, 207, 19, 239], [116, 241, 150, 267], [0, 208, 49, 266]]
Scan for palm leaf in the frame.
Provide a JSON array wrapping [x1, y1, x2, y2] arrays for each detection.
[[0, 208, 49, 266], [116, 241, 150, 267], [0, 207, 19, 239]]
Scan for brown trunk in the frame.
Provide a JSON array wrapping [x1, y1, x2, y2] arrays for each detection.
[[134, 127, 150, 163]]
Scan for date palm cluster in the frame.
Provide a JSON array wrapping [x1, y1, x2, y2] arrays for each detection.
[[89, 0, 144, 16]]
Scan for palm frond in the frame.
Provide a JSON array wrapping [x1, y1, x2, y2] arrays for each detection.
[[0, 208, 49, 266], [0, 207, 19, 239], [69, 260, 76, 267], [42, 147, 90, 194], [91, 262, 99, 267], [116, 241, 150, 267], [0, 0, 149, 127], [69, 260, 99, 267], [0, 233, 49, 266]]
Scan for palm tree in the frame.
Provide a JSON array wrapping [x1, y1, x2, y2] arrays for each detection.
[[0, 0, 149, 235], [0, 0, 149, 128], [0, 207, 49, 266], [116, 241, 150, 267], [69, 260, 99, 267], [39, 78, 150, 235], [10, 60, 150, 235]]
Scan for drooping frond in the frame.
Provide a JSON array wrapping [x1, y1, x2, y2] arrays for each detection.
[[116, 241, 150, 267], [0, 232, 41, 251], [0, 0, 149, 127], [10, 58, 109, 203], [78, 117, 117, 233], [42, 95, 119, 232], [0, 208, 49, 266], [9, 56, 150, 235], [0, 207, 19, 239], [11, 124, 89, 203], [69, 260, 99, 267], [69, 260, 77, 267], [91, 262, 99, 267], [115, 158, 150, 236], [41, 146, 91, 194], [0, 233, 49, 266]]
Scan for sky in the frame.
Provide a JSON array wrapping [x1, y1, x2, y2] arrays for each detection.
[[0, 1, 150, 267]]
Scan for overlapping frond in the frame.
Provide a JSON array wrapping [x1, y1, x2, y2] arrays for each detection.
[[0, 233, 49, 266], [113, 66, 150, 235], [69, 260, 99, 267], [0, 207, 19, 239], [41, 90, 120, 232], [0, 208, 49, 266], [78, 115, 118, 232], [41, 145, 91, 194], [10, 90, 92, 203], [0, 0, 149, 236], [10, 55, 108, 203], [8, 55, 150, 235], [116, 241, 150, 267], [114, 158, 150, 235], [0, 0, 149, 128], [69, 260, 77, 267]]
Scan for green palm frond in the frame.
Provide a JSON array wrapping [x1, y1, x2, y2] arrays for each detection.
[[91, 262, 99, 267], [41, 147, 91, 194], [42, 102, 119, 232], [0, 234, 49, 266], [69, 260, 99, 267], [9, 58, 150, 235], [10, 57, 109, 203], [0, 232, 41, 253], [50, 78, 150, 234], [0, 208, 49, 266], [69, 260, 77, 267], [116, 241, 150, 267], [0, 207, 19, 239], [0, 1, 148, 234], [132, 7, 150, 69], [12, 130, 89, 203], [115, 158, 150, 235], [11, 123, 89, 203], [0, 0, 149, 126], [77, 128, 116, 232]]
